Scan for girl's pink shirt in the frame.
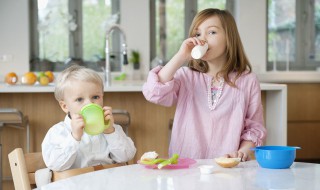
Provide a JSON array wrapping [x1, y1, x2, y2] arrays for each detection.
[[142, 66, 267, 159]]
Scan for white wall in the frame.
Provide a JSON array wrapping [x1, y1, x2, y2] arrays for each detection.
[[235, 0, 267, 73], [0, 0, 266, 79], [121, 0, 150, 79], [0, 0, 29, 77]]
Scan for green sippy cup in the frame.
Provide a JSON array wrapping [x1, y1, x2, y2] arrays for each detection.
[[80, 103, 110, 135]]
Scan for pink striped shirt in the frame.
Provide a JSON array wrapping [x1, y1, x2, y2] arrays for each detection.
[[143, 66, 267, 159]]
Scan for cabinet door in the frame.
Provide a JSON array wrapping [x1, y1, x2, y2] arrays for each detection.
[[288, 122, 320, 160], [287, 84, 320, 161], [288, 84, 320, 121]]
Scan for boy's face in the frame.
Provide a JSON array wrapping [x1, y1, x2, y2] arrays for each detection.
[[59, 80, 104, 116]]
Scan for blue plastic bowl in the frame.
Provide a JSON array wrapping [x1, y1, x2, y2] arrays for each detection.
[[251, 146, 301, 169]]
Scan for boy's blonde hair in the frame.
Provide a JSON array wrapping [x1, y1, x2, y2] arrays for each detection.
[[54, 65, 104, 101], [188, 8, 252, 87]]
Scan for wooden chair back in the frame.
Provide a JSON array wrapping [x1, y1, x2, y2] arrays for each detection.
[[8, 148, 126, 190], [8, 148, 44, 190]]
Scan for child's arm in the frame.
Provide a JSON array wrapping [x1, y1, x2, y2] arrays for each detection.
[[101, 106, 136, 162], [142, 38, 202, 107], [102, 106, 115, 134], [237, 75, 267, 160], [103, 124, 136, 163], [70, 113, 85, 140], [42, 122, 80, 171], [224, 140, 255, 161], [158, 37, 202, 83]]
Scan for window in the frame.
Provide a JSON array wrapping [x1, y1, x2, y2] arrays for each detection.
[[30, 0, 119, 72], [150, 0, 233, 65], [198, 0, 227, 11], [267, 0, 320, 71]]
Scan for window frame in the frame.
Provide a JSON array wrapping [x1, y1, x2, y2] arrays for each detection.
[[30, 0, 119, 71], [150, 0, 235, 63], [267, 0, 320, 71]]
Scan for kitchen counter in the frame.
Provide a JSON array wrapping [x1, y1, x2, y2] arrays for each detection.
[[0, 81, 287, 146], [257, 71, 320, 83], [0, 81, 284, 93], [0, 80, 145, 93], [0, 81, 287, 189]]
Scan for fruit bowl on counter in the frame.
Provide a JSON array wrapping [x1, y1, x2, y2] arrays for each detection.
[[4, 71, 55, 86], [1, 71, 145, 93]]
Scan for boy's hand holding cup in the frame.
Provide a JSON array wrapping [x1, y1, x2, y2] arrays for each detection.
[[70, 113, 85, 141], [80, 103, 112, 135], [102, 106, 115, 134]]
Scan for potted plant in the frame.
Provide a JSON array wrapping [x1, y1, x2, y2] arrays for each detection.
[[129, 50, 140, 70]]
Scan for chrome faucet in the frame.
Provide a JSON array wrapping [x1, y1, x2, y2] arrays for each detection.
[[105, 24, 128, 87]]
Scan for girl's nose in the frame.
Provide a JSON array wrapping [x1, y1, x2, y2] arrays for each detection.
[[196, 37, 207, 44], [200, 39, 207, 44]]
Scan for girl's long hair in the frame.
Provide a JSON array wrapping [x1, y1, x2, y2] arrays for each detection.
[[188, 8, 251, 87]]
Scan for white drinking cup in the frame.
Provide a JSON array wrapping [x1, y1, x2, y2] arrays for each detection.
[[191, 43, 208, 59]]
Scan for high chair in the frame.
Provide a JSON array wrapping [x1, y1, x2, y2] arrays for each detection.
[[8, 148, 126, 190], [0, 108, 30, 152], [113, 109, 130, 136]]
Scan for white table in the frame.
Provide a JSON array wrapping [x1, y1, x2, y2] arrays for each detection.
[[39, 160, 320, 190]]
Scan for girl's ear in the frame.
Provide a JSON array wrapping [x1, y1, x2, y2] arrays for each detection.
[[59, 101, 69, 114]]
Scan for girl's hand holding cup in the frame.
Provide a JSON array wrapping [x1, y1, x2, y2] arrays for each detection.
[[191, 42, 208, 59], [178, 38, 208, 61]]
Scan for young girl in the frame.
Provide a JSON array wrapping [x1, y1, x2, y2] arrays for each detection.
[[42, 65, 136, 171], [143, 8, 266, 161]]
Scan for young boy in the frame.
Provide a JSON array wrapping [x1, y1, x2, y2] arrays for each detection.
[[42, 65, 136, 171]]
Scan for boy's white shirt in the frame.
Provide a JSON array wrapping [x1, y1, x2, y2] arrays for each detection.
[[35, 168, 52, 187], [42, 115, 136, 171]]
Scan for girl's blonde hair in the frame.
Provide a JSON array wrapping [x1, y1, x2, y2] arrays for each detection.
[[188, 8, 251, 86], [54, 65, 104, 101]]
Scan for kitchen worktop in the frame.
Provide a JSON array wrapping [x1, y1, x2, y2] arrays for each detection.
[[0, 81, 285, 93], [0, 80, 145, 93], [257, 71, 320, 83], [0, 81, 287, 148], [1, 81, 287, 190]]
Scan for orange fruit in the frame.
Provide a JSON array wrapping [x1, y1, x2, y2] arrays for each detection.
[[21, 72, 37, 85], [5, 72, 18, 85], [45, 71, 54, 83]]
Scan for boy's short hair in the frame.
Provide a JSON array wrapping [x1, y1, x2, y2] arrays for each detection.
[[54, 65, 104, 101]]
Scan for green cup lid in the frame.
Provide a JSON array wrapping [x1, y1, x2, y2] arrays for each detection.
[[80, 103, 108, 135]]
